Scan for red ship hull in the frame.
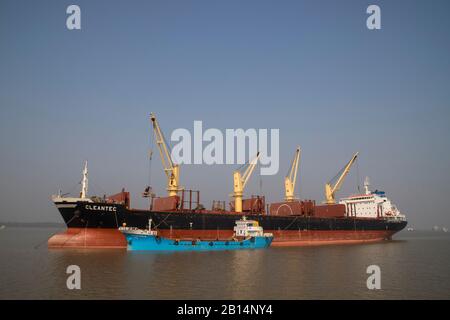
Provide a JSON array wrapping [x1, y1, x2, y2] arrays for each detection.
[[48, 228, 126, 249], [48, 228, 397, 249]]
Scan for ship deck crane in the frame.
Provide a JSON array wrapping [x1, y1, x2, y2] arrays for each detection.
[[324, 152, 358, 204], [150, 113, 182, 197], [284, 147, 301, 202], [233, 152, 260, 213]]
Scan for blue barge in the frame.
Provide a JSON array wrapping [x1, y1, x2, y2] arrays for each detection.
[[119, 218, 273, 251]]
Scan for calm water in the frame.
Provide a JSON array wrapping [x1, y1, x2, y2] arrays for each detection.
[[0, 227, 449, 299]]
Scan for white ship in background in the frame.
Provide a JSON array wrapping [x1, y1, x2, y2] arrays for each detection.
[[339, 177, 406, 220]]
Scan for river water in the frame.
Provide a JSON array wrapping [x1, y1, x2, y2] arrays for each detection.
[[0, 227, 449, 299]]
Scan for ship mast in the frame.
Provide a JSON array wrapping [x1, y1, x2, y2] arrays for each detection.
[[79, 161, 88, 199], [233, 152, 260, 213], [364, 176, 371, 195], [284, 146, 301, 202]]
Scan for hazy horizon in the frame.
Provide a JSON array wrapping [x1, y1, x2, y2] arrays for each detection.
[[1, 0, 450, 229]]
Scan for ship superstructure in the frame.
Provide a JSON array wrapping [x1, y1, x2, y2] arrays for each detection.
[[339, 177, 406, 220]]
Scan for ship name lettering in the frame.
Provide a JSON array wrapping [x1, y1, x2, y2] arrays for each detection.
[[85, 205, 117, 212]]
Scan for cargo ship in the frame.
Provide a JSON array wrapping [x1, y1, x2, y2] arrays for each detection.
[[48, 114, 407, 248], [119, 217, 273, 251]]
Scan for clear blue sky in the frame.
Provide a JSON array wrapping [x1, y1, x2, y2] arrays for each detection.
[[1, 0, 449, 228]]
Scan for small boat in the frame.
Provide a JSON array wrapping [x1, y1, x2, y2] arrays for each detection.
[[119, 217, 273, 251]]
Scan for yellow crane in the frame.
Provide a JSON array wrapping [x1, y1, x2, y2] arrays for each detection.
[[284, 147, 301, 202], [324, 152, 359, 204], [233, 152, 260, 213], [150, 113, 182, 197]]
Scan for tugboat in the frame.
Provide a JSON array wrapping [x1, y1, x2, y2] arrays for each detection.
[[119, 217, 273, 251]]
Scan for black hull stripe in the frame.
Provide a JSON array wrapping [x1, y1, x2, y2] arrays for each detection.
[[56, 203, 407, 232]]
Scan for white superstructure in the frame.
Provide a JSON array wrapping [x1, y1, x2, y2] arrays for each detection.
[[339, 177, 406, 220], [233, 217, 273, 238]]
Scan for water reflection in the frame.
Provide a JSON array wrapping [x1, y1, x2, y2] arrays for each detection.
[[1, 228, 449, 299]]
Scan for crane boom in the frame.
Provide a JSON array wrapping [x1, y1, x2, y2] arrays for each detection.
[[233, 152, 260, 213], [324, 152, 358, 204], [284, 147, 301, 201], [150, 113, 182, 197]]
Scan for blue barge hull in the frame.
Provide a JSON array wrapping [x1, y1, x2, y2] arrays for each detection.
[[124, 234, 273, 251]]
